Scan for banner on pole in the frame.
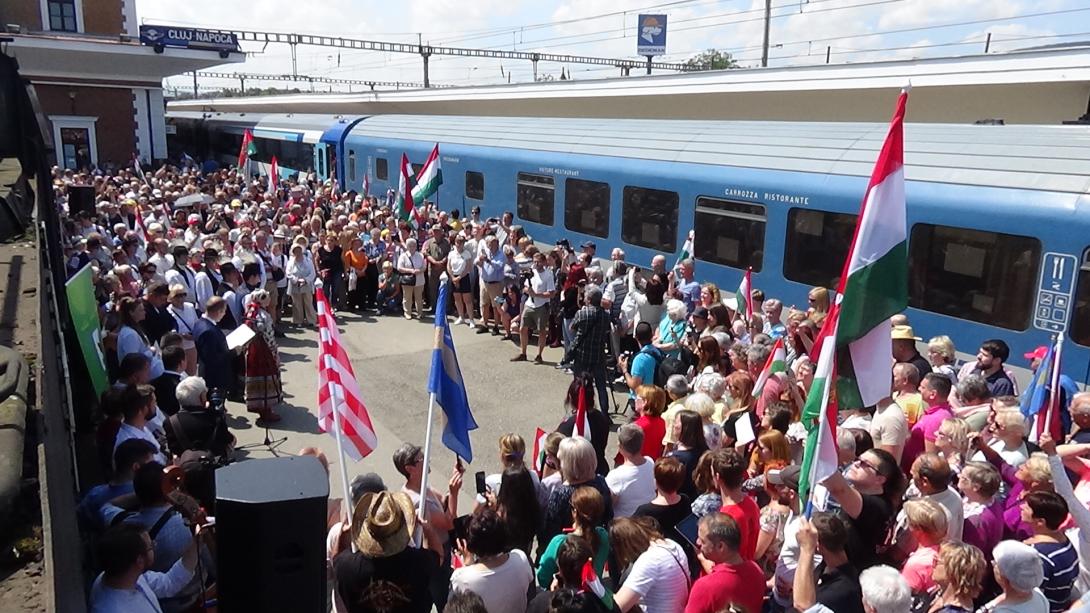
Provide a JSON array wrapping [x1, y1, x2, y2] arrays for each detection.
[[65, 264, 109, 397]]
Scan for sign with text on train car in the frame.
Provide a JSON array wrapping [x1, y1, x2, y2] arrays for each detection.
[[139, 25, 240, 53], [637, 15, 667, 56], [1034, 252, 1078, 333]]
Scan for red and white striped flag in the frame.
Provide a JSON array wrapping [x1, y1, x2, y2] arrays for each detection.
[[317, 287, 378, 460]]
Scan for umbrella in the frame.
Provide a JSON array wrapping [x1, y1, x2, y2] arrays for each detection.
[[174, 193, 213, 209]]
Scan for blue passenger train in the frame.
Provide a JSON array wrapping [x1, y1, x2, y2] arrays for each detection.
[[167, 111, 1090, 385]]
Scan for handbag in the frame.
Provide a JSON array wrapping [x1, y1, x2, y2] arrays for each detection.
[[399, 273, 417, 286]]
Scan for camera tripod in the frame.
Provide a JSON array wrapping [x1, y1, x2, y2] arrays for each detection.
[[235, 421, 289, 455]]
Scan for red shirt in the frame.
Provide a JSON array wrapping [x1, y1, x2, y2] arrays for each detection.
[[720, 496, 761, 561], [684, 560, 766, 613], [635, 414, 666, 460]]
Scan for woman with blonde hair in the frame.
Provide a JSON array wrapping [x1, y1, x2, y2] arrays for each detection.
[[609, 516, 691, 612], [699, 282, 721, 310], [541, 437, 614, 545], [685, 392, 723, 452], [485, 433, 545, 505], [927, 542, 987, 612], [901, 498, 948, 594], [935, 417, 970, 475], [722, 371, 757, 448], [928, 335, 958, 385], [806, 286, 830, 325]]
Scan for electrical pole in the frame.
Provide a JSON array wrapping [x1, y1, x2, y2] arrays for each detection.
[[761, 0, 772, 67], [646, 55, 653, 75], [192, 71, 198, 97]]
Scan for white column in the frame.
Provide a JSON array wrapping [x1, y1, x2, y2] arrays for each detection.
[[131, 88, 150, 164]]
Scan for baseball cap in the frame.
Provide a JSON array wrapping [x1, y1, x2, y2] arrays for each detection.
[[692, 307, 709, 319], [580, 240, 596, 250], [767, 465, 801, 491], [1024, 346, 1049, 361]]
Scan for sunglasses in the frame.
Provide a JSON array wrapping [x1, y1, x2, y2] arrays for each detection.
[[853, 457, 880, 473]]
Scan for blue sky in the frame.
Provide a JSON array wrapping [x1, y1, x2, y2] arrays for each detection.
[[136, 0, 1090, 92]]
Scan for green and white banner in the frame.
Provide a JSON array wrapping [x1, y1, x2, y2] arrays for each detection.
[[65, 264, 108, 397]]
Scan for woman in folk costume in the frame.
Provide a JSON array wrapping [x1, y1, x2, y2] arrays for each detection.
[[243, 289, 283, 424]]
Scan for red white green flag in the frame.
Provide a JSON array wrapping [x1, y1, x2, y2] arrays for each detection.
[[833, 89, 909, 410], [532, 427, 548, 476], [735, 267, 753, 323], [237, 129, 256, 168], [268, 156, 279, 195], [395, 153, 417, 225], [411, 143, 443, 203], [798, 308, 840, 506], [752, 337, 786, 397]]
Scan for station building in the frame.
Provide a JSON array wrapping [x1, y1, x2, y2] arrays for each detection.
[[0, 0, 242, 169]]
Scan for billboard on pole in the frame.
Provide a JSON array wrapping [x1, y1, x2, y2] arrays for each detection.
[[637, 14, 668, 56]]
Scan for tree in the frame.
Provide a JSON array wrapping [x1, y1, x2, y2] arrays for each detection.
[[684, 49, 739, 71]]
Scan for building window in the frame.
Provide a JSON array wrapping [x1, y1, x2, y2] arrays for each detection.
[[693, 197, 765, 272], [347, 150, 356, 182], [375, 158, 388, 181], [516, 172, 554, 225], [621, 186, 678, 252], [909, 223, 1040, 331], [47, 0, 78, 32], [783, 208, 856, 289], [465, 171, 484, 200], [51, 116, 97, 170], [564, 178, 610, 238], [1073, 249, 1090, 347]]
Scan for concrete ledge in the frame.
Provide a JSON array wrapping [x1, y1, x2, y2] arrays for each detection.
[[0, 345, 29, 526]]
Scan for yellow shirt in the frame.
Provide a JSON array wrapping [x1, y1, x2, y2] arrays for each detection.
[[894, 391, 925, 428], [662, 396, 688, 445]]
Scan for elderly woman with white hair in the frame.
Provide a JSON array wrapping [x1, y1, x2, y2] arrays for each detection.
[[243, 289, 282, 424], [396, 237, 425, 319], [286, 242, 317, 326], [984, 540, 1050, 611], [653, 298, 689, 360], [540, 436, 615, 546]]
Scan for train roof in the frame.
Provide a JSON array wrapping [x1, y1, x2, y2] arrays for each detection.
[[168, 111, 351, 143], [346, 115, 1090, 195]]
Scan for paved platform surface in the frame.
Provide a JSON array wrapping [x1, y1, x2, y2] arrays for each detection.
[[225, 310, 626, 511]]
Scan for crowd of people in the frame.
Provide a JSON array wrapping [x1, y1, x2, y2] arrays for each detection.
[[53, 159, 1090, 613]]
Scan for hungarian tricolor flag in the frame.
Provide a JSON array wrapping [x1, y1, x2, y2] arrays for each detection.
[[396, 153, 421, 226], [735, 267, 753, 323], [532, 427, 548, 476], [832, 89, 909, 410], [411, 143, 443, 203], [268, 156, 279, 196], [362, 172, 370, 197], [798, 310, 840, 508], [753, 337, 786, 397], [573, 379, 591, 440], [317, 287, 378, 459], [237, 129, 256, 168]]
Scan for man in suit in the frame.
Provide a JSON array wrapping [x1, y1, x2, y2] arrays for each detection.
[[193, 297, 235, 398], [141, 282, 176, 347], [151, 345, 186, 417]]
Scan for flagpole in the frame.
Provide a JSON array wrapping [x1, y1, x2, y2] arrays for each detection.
[[417, 391, 439, 527], [325, 353, 357, 553], [1045, 333, 1064, 439]]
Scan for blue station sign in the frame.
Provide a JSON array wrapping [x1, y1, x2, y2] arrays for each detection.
[[139, 25, 239, 53], [637, 14, 667, 56]]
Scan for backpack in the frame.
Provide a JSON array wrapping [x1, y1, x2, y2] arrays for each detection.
[[639, 345, 688, 387]]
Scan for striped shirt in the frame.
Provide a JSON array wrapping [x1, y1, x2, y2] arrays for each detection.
[[1033, 539, 1077, 612]]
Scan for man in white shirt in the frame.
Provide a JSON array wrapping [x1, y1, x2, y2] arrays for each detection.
[[606, 424, 656, 517], [869, 396, 909, 464], [512, 252, 555, 364], [90, 522, 200, 613], [113, 385, 168, 466]]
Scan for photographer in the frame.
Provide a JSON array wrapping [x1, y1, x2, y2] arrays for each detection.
[[164, 377, 234, 459], [512, 252, 555, 364]]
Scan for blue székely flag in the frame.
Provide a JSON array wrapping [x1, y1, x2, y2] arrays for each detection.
[[428, 279, 478, 461], [1020, 342, 1054, 420]]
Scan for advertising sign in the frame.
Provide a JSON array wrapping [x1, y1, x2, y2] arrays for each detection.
[[637, 14, 668, 56], [139, 25, 239, 53]]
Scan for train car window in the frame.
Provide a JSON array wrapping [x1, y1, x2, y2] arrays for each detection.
[[564, 178, 610, 238], [783, 208, 856, 289], [376, 158, 388, 181], [1073, 250, 1090, 347], [516, 173, 555, 225], [466, 171, 484, 200], [621, 186, 678, 252], [347, 150, 356, 182], [909, 223, 1039, 331], [694, 197, 765, 272]]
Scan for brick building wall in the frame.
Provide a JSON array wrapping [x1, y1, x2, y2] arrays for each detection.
[[81, 0, 123, 36], [0, 0, 44, 31], [35, 84, 135, 166]]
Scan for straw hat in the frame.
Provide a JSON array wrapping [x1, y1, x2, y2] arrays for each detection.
[[891, 324, 922, 341], [351, 491, 416, 558]]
